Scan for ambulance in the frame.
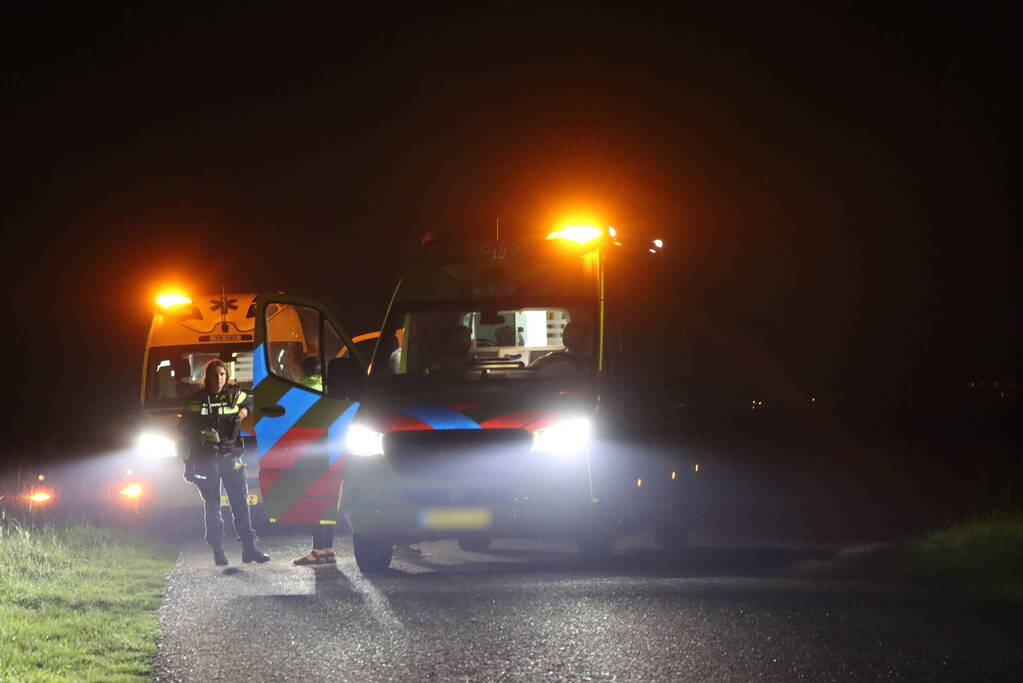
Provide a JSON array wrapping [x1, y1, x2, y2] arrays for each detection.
[[137, 291, 371, 529], [329, 225, 694, 572]]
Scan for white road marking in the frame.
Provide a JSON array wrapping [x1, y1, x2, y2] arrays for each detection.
[[338, 563, 405, 630]]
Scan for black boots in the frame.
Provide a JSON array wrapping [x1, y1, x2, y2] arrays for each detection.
[[212, 541, 269, 564], [241, 541, 270, 564]]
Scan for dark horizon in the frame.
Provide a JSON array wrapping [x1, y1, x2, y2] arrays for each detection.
[[2, 3, 1015, 457]]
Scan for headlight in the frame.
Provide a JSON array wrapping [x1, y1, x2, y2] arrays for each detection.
[[346, 425, 384, 456], [136, 433, 177, 459], [532, 417, 591, 455]]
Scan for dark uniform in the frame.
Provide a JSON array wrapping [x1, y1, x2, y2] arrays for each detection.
[[179, 384, 267, 562]]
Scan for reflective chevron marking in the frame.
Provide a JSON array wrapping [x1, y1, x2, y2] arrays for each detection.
[[400, 404, 481, 430], [256, 388, 322, 455]]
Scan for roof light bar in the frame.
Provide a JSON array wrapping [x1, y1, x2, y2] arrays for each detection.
[[545, 225, 604, 245], [156, 293, 192, 307]]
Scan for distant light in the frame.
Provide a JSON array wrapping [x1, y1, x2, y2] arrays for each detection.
[[636, 478, 643, 487], [649, 248, 657, 254], [29, 492, 52, 503], [120, 483, 144, 499], [37, 474, 45, 481], [546, 225, 603, 244], [694, 464, 700, 473], [671, 471, 677, 480], [653, 239, 663, 248], [607, 226, 618, 237], [156, 293, 192, 307]]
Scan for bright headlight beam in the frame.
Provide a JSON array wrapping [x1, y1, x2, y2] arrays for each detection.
[[136, 433, 177, 459], [346, 425, 384, 456], [532, 417, 592, 455]]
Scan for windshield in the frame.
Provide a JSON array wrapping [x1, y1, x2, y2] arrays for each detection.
[[144, 344, 254, 409], [371, 299, 596, 379]]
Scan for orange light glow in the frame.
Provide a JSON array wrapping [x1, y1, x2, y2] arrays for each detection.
[[120, 483, 144, 499], [546, 225, 604, 244], [28, 492, 52, 503], [156, 293, 192, 307]]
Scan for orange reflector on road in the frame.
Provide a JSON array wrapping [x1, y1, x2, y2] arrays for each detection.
[[120, 483, 144, 498]]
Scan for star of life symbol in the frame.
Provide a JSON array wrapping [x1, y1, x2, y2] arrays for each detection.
[[481, 240, 521, 260], [210, 294, 238, 329]]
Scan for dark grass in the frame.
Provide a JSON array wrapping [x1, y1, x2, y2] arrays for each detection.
[[0, 515, 177, 681], [898, 509, 1023, 605]]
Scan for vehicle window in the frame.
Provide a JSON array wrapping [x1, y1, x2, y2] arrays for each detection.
[[145, 344, 253, 409], [266, 303, 323, 391], [372, 300, 595, 378]]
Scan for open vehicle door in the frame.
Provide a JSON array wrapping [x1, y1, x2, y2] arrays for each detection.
[[249, 294, 366, 526]]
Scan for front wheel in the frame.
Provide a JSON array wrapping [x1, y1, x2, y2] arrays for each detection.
[[352, 533, 394, 574]]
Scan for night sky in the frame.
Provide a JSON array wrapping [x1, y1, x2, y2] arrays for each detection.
[[2, 3, 1014, 458]]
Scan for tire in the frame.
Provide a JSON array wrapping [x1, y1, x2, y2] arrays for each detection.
[[352, 533, 394, 573], [457, 536, 492, 552]]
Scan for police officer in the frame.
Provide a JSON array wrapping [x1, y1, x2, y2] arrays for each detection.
[[179, 359, 270, 566]]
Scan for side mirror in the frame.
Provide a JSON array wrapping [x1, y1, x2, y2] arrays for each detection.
[[326, 357, 365, 400]]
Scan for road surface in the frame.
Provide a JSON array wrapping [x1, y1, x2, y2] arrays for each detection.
[[153, 532, 1022, 682]]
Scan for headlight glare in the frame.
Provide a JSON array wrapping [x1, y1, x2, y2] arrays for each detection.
[[532, 417, 591, 455], [346, 425, 384, 456], [137, 432, 177, 459]]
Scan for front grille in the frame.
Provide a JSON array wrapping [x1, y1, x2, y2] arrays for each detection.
[[384, 428, 533, 477]]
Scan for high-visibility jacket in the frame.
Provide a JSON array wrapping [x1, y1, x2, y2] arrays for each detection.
[[178, 385, 253, 459]]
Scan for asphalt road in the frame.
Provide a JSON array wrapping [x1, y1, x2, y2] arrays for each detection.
[[153, 531, 1022, 682]]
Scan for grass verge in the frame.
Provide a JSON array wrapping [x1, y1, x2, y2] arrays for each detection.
[[899, 509, 1023, 605], [0, 518, 177, 682]]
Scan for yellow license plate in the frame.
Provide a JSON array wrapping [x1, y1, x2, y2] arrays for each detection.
[[420, 507, 492, 530], [220, 493, 261, 506]]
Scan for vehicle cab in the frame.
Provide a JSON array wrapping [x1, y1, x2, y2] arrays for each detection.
[[336, 225, 692, 572]]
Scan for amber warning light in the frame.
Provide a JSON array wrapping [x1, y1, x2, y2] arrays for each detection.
[[28, 492, 52, 503], [545, 225, 604, 245], [156, 293, 192, 307]]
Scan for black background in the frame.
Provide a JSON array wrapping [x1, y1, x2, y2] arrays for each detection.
[[2, 2, 1014, 461]]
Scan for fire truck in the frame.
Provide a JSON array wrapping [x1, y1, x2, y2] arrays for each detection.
[[327, 225, 694, 572], [137, 291, 372, 530]]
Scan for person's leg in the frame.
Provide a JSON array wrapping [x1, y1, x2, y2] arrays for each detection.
[[313, 525, 334, 550], [193, 461, 227, 565], [220, 459, 254, 543], [221, 459, 269, 563], [294, 525, 336, 565]]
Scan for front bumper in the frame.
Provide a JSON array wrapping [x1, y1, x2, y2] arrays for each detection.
[[343, 448, 599, 540]]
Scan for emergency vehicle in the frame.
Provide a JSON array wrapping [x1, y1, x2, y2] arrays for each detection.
[[329, 225, 694, 572], [138, 291, 371, 528]]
